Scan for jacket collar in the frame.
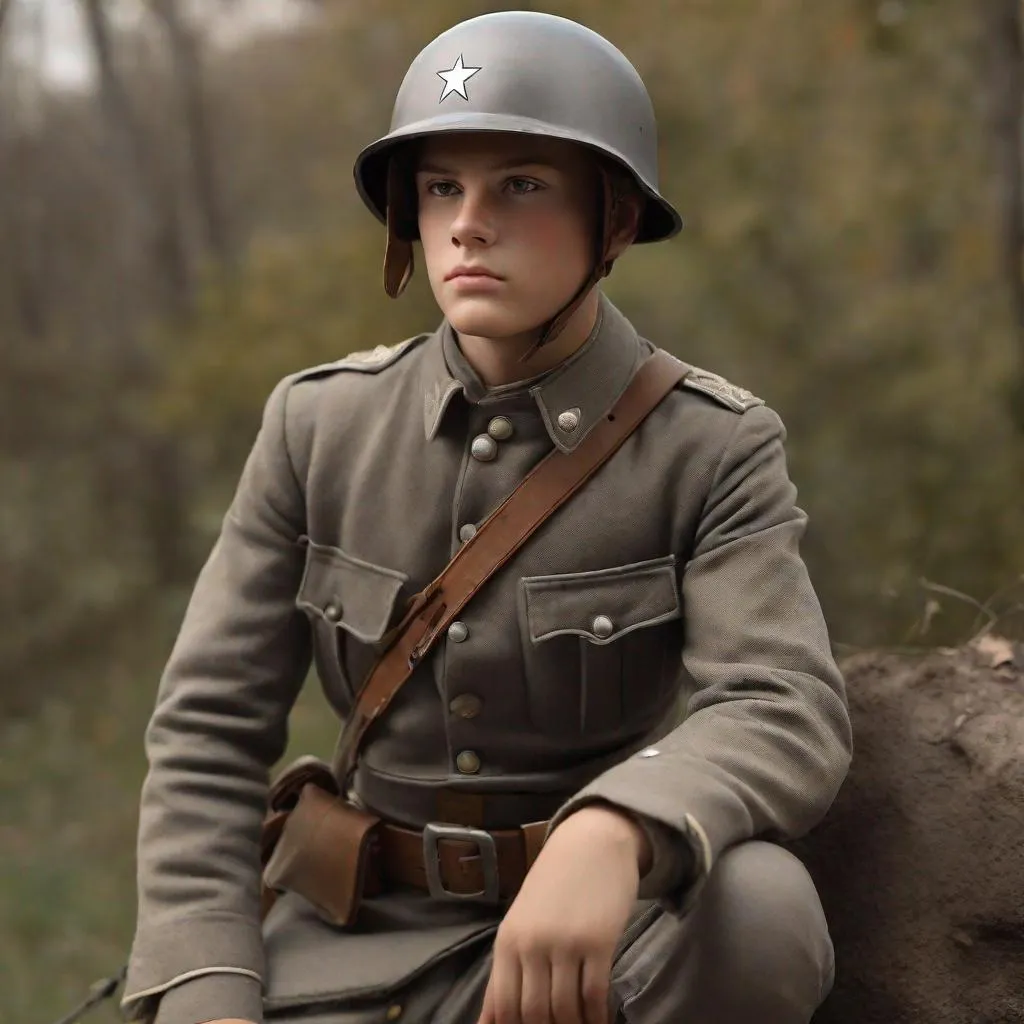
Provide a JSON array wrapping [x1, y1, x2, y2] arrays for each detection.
[[421, 292, 643, 453]]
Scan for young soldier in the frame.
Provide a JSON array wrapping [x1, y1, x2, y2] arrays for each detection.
[[120, 11, 852, 1024]]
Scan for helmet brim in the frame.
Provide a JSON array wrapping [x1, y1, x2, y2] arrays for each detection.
[[353, 116, 683, 244]]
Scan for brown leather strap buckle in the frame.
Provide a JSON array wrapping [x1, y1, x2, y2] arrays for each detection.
[[423, 822, 501, 903]]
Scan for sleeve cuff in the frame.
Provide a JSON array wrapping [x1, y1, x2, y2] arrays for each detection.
[[151, 972, 264, 1024], [632, 812, 692, 899]]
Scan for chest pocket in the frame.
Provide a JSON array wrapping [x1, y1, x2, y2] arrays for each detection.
[[295, 539, 409, 708], [518, 555, 683, 737]]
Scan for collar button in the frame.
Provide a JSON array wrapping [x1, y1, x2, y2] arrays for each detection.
[[487, 416, 514, 441], [557, 408, 581, 432], [471, 435, 499, 461]]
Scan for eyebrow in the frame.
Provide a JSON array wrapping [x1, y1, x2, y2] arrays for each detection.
[[415, 156, 558, 175]]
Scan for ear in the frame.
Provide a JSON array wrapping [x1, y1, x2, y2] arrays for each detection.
[[606, 194, 643, 262]]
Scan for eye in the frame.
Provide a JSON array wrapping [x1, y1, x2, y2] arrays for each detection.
[[507, 177, 541, 195], [426, 180, 460, 198]]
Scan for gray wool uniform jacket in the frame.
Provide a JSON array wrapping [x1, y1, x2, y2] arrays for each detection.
[[121, 293, 853, 1024]]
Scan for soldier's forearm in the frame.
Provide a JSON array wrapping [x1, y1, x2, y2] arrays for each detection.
[[559, 802, 654, 876]]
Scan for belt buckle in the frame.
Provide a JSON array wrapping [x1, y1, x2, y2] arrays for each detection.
[[422, 822, 501, 903]]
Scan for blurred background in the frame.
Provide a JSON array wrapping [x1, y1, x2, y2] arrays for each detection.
[[1, 0, 1023, 1019]]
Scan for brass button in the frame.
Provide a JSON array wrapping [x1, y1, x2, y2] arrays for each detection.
[[449, 693, 483, 719], [456, 749, 481, 774], [448, 621, 469, 643], [471, 434, 498, 461], [385, 1005, 403, 1022], [323, 602, 342, 622], [459, 523, 478, 543], [591, 615, 614, 639], [487, 416, 514, 440], [557, 408, 581, 432]]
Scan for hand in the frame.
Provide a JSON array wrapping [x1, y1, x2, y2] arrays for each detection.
[[477, 805, 651, 1024]]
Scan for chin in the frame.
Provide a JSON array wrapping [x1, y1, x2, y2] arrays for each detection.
[[442, 300, 536, 340], [441, 290, 568, 340]]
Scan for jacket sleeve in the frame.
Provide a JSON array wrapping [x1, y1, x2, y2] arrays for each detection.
[[545, 403, 853, 917], [120, 376, 312, 1023]]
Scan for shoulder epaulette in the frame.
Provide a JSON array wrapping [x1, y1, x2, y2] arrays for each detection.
[[680, 365, 763, 413], [292, 334, 429, 382]]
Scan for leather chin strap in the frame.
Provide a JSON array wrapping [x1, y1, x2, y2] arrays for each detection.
[[384, 155, 415, 299], [519, 168, 618, 363], [382, 156, 621, 359]]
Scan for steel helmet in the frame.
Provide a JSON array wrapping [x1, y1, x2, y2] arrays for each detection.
[[352, 11, 682, 348]]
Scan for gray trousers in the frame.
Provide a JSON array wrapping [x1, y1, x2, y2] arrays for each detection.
[[276, 840, 836, 1024]]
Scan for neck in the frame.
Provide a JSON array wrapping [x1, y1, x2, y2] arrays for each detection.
[[455, 289, 601, 387]]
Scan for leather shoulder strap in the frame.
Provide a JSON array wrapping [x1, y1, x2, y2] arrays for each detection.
[[330, 349, 689, 785]]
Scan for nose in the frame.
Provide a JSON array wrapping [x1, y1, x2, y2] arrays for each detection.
[[450, 186, 496, 248]]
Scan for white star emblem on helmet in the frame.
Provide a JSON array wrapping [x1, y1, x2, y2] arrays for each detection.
[[436, 54, 482, 102]]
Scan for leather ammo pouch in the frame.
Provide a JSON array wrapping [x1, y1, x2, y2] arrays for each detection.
[[260, 754, 337, 866], [263, 780, 382, 926], [257, 350, 689, 928]]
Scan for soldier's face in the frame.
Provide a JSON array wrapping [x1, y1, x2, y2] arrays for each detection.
[[414, 133, 599, 340]]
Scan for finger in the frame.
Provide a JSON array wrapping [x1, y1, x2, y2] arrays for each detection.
[[549, 951, 584, 1024], [477, 971, 496, 1024], [519, 949, 552, 1024], [491, 944, 525, 1024], [580, 952, 613, 1024]]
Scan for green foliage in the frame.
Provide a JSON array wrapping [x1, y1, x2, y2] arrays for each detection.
[[2, 0, 1017, 652], [150, 222, 441, 455], [151, 0, 1023, 643]]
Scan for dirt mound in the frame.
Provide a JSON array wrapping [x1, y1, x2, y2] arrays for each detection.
[[782, 635, 1024, 1024]]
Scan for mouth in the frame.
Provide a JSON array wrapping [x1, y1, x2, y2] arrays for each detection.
[[445, 267, 503, 282]]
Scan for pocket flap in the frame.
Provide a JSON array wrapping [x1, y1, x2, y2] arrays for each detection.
[[522, 556, 680, 645], [296, 540, 408, 644]]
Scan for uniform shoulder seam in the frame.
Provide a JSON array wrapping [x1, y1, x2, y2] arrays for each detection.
[[290, 333, 431, 382], [679, 364, 764, 413]]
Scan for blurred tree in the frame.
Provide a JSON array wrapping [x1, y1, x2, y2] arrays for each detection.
[[0, 0, 12, 65], [81, 0, 192, 317], [79, 0, 196, 586], [981, 0, 1024, 428], [150, 0, 236, 274]]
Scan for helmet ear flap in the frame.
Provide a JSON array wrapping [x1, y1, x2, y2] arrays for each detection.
[[599, 159, 644, 277], [384, 154, 417, 298]]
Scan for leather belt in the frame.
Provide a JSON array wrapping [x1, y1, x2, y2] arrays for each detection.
[[376, 819, 550, 902]]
